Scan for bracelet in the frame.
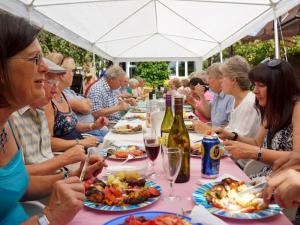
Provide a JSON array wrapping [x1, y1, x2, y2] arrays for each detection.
[[257, 147, 263, 161], [231, 132, 238, 141], [89, 123, 94, 131]]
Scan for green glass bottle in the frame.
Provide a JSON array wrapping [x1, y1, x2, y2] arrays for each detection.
[[161, 94, 174, 141], [167, 97, 190, 183]]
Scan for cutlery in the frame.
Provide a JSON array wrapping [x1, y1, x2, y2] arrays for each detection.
[[239, 181, 267, 195], [79, 149, 91, 181], [119, 153, 135, 165]]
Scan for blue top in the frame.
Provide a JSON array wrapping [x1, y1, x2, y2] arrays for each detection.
[[0, 150, 29, 225], [211, 92, 234, 128]]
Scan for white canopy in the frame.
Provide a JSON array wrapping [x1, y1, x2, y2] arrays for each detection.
[[0, 0, 299, 62]]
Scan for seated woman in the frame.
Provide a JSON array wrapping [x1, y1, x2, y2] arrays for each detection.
[[0, 12, 105, 225], [216, 59, 300, 178], [186, 77, 213, 123], [44, 55, 108, 152]]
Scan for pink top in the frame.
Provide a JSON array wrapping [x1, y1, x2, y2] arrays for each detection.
[[69, 156, 291, 225], [194, 91, 213, 122]]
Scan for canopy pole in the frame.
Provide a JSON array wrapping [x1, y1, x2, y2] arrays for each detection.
[[272, 5, 280, 59], [92, 53, 96, 78], [219, 45, 223, 63]]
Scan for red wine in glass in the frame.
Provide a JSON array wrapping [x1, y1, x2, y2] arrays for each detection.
[[144, 137, 160, 161]]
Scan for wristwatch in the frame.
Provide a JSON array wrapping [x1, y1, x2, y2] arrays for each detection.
[[37, 214, 50, 225], [231, 132, 238, 141]]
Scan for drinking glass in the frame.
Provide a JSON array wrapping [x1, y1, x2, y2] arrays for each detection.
[[162, 146, 182, 202], [143, 129, 160, 178]]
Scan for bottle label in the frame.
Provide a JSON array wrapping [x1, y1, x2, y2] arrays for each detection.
[[160, 132, 169, 146], [209, 144, 222, 159]]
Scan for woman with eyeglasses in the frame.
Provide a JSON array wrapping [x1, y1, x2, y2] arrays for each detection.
[[216, 59, 300, 179], [44, 54, 109, 152], [0, 12, 95, 225]]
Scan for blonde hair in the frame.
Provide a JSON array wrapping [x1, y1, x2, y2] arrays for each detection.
[[106, 65, 126, 79], [220, 55, 251, 90], [170, 78, 181, 89]]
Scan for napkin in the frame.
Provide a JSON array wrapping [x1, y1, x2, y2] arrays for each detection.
[[190, 205, 229, 225]]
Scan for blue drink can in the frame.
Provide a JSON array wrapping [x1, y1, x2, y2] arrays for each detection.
[[201, 136, 221, 178]]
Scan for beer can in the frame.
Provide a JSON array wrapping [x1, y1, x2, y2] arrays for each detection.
[[201, 136, 221, 178]]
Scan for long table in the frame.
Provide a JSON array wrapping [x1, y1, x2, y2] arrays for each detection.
[[70, 112, 292, 225]]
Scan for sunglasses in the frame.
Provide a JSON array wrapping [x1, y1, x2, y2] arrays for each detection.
[[261, 57, 282, 68], [11, 53, 43, 65]]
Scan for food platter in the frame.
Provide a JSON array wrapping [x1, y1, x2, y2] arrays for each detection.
[[123, 115, 145, 120], [103, 211, 192, 225], [130, 108, 147, 113], [111, 124, 142, 134], [84, 178, 162, 212], [192, 179, 281, 219], [108, 145, 147, 160]]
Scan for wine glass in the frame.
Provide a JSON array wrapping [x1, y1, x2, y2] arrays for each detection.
[[143, 129, 160, 178], [162, 146, 182, 202]]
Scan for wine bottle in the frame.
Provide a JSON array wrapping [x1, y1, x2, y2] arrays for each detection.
[[161, 94, 174, 141], [167, 97, 190, 183]]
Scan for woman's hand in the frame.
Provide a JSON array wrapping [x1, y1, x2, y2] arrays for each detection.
[[44, 177, 85, 225], [92, 117, 109, 130], [223, 140, 258, 159], [73, 155, 107, 180], [272, 151, 300, 174], [193, 84, 205, 99], [213, 127, 233, 140], [79, 136, 99, 148], [263, 169, 300, 208], [185, 94, 196, 107]]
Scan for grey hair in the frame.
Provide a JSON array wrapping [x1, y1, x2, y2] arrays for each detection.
[[106, 65, 126, 79], [207, 63, 223, 79], [220, 55, 251, 90], [129, 78, 139, 85]]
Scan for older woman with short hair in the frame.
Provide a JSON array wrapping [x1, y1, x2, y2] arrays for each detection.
[[219, 55, 261, 138]]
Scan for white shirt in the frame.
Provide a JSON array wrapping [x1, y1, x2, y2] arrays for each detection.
[[225, 91, 260, 137]]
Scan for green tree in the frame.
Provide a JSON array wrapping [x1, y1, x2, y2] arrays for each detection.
[[135, 62, 170, 87], [38, 30, 108, 75]]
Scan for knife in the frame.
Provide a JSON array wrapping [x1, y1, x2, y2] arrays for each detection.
[[239, 181, 267, 195]]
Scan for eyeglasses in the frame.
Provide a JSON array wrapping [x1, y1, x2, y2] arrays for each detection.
[[261, 57, 282, 68], [11, 53, 43, 65], [45, 79, 59, 87]]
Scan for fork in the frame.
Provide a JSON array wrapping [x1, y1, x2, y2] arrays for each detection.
[[119, 153, 135, 165]]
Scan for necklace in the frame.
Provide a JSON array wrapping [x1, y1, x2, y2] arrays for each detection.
[[0, 127, 8, 152], [54, 95, 64, 104]]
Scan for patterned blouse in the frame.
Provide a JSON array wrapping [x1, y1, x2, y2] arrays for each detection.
[[249, 124, 293, 179], [51, 93, 82, 140]]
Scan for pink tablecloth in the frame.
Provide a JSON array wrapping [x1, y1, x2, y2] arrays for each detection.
[[69, 155, 292, 225]]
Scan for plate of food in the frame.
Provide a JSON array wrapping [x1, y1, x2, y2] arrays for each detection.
[[192, 178, 281, 219], [130, 107, 146, 113], [123, 115, 146, 120], [84, 173, 162, 212], [108, 145, 147, 159], [112, 124, 142, 134], [103, 211, 193, 225]]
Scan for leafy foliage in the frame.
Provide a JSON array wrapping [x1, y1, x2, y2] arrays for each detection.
[[38, 30, 109, 75], [135, 62, 170, 87]]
